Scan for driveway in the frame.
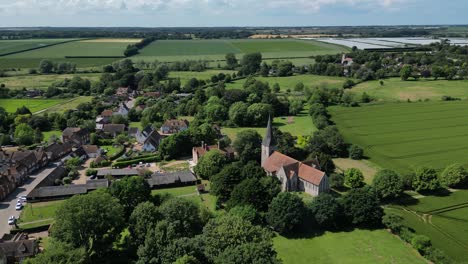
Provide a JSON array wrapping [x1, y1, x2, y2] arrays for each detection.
[[0, 162, 60, 238]]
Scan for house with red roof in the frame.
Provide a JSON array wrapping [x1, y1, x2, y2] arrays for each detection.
[[261, 117, 329, 196]]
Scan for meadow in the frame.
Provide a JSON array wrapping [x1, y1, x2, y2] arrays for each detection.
[[349, 78, 468, 101], [222, 108, 317, 141], [225, 74, 350, 91], [0, 38, 137, 68], [0, 73, 101, 90], [18, 200, 65, 229], [274, 229, 425, 264], [134, 39, 348, 63], [329, 101, 468, 173], [0, 39, 78, 56], [0, 98, 67, 113], [387, 190, 468, 261]]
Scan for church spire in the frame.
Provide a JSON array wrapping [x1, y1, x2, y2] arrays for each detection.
[[262, 115, 275, 146]]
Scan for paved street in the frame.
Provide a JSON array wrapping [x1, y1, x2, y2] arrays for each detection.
[[0, 162, 59, 238]]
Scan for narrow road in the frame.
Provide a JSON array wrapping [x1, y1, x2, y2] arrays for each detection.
[[0, 162, 60, 238]]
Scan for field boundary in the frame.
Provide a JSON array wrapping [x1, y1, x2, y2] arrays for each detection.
[[0, 38, 87, 57]]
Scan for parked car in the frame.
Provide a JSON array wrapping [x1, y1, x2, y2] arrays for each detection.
[[15, 203, 23, 211], [19, 196, 27, 202], [8, 216, 16, 225]]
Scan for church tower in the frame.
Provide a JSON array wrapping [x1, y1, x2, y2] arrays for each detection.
[[261, 115, 276, 165]]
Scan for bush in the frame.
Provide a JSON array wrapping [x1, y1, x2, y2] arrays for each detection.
[[426, 247, 453, 264], [382, 213, 404, 234], [373, 169, 404, 200], [412, 167, 440, 192], [399, 227, 415, 243], [344, 168, 365, 188], [343, 79, 355, 89], [329, 173, 344, 189], [348, 145, 363, 160], [85, 169, 97, 176], [411, 235, 431, 255], [440, 163, 468, 188], [62, 177, 72, 185]]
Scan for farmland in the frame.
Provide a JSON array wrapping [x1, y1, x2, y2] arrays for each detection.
[[134, 39, 348, 63], [0, 39, 78, 56], [387, 190, 468, 261], [0, 96, 93, 114], [0, 38, 138, 68], [330, 101, 468, 173], [349, 78, 468, 101], [226, 74, 350, 91], [274, 229, 425, 264], [0, 73, 101, 90]]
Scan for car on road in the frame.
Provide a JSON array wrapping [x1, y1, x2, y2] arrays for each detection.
[[15, 203, 23, 211], [8, 216, 16, 225], [19, 196, 27, 202]]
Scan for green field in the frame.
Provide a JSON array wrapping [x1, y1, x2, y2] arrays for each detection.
[[226, 74, 350, 92], [350, 78, 468, 101], [43, 130, 62, 142], [135, 39, 348, 62], [222, 108, 317, 141], [0, 98, 67, 113], [388, 190, 468, 261], [18, 200, 65, 228], [40, 96, 93, 114], [152, 183, 218, 213], [274, 229, 425, 264], [329, 101, 468, 173], [0, 38, 138, 68], [0, 73, 101, 90], [0, 39, 78, 56]]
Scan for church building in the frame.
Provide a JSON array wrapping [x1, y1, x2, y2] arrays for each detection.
[[261, 116, 330, 196]]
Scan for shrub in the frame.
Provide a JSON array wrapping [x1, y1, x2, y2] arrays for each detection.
[[440, 163, 468, 188], [344, 168, 365, 188], [85, 169, 97, 176], [411, 235, 431, 255], [399, 227, 415, 243], [382, 213, 404, 234], [329, 173, 344, 189], [373, 169, 404, 200], [412, 167, 440, 192], [62, 177, 72, 185], [426, 247, 453, 264], [348, 145, 363, 160]]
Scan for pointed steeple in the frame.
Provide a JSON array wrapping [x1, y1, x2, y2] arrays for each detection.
[[262, 115, 275, 146]]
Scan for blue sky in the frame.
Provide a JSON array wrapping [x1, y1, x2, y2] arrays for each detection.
[[0, 0, 466, 27]]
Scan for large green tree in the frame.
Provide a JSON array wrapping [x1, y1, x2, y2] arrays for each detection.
[[372, 169, 404, 200], [108, 176, 151, 217], [211, 162, 244, 203], [232, 129, 262, 163], [23, 239, 86, 264], [194, 150, 228, 180], [227, 178, 275, 212], [412, 167, 440, 192], [158, 198, 203, 237], [308, 193, 343, 228], [51, 191, 125, 259], [440, 163, 468, 188], [228, 102, 248, 126], [342, 186, 383, 226], [129, 201, 161, 248], [14, 123, 35, 146], [240, 52, 262, 75], [344, 168, 365, 189], [266, 192, 305, 234]]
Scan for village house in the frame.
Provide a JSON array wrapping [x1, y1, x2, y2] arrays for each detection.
[[82, 145, 101, 158], [116, 87, 130, 98], [135, 126, 153, 144], [160, 119, 189, 135], [341, 54, 354, 66], [192, 142, 235, 165], [44, 142, 72, 161], [142, 130, 163, 152], [0, 238, 38, 263], [25, 89, 43, 98], [62, 127, 90, 146], [102, 124, 125, 137], [261, 117, 329, 196], [0, 149, 48, 186]]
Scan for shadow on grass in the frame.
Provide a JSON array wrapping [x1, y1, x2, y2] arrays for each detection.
[[392, 192, 420, 206], [283, 222, 383, 240]]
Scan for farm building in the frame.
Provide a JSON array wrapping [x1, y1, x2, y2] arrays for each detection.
[[192, 143, 235, 165], [27, 179, 109, 201], [147, 171, 197, 189], [96, 168, 139, 178]]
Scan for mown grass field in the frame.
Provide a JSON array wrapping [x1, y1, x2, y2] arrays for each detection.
[[225, 74, 350, 92], [18, 200, 65, 228], [0, 98, 67, 113], [274, 229, 425, 264], [387, 190, 468, 261], [329, 101, 468, 173], [135, 39, 348, 62], [0, 73, 101, 90], [39, 96, 93, 114], [1, 38, 137, 68], [222, 108, 317, 141], [349, 78, 468, 101], [0, 39, 78, 55]]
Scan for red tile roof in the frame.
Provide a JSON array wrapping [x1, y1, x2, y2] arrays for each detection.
[[263, 151, 325, 185]]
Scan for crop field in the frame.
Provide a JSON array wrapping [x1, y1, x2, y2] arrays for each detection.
[[222, 108, 317, 141], [387, 190, 468, 261], [134, 39, 348, 62], [274, 229, 425, 264], [39, 96, 93, 114], [226, 74, 350, 91], [0, 39, 78, 56], [0, 73, 101, 90], [349, 78, 468, 101], [0, 98, 67, 113], [329, 101, 468, 173], [0, 38, 137, 68]]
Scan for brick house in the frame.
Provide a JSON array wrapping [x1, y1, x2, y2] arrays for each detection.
[[62, 127, 90, 147], [160, 119, 189, 135]]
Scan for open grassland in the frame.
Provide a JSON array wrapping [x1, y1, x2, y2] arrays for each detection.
[[274, 229, 425, 264], [18, 200, 65, 228], [225, 74, 350, 91], [135, 39, 348, 62], [0, 39, 78, 56], [349, 78, 468, 101], [1, 38, 137, 68], [388, 190, 468, 261], [0, 98, 67, 113], [43, 130, 62, 142], [222, 108, 317, 141], [329, 101, 468, 173], [333, 158, 381, 184], [0, 73, 101, 90], [39, 96, 93, 114]]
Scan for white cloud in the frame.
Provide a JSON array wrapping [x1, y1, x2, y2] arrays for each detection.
[[0, 0, 408, 15]]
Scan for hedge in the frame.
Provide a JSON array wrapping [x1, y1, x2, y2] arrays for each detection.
[[109, 146, 126, 161]]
